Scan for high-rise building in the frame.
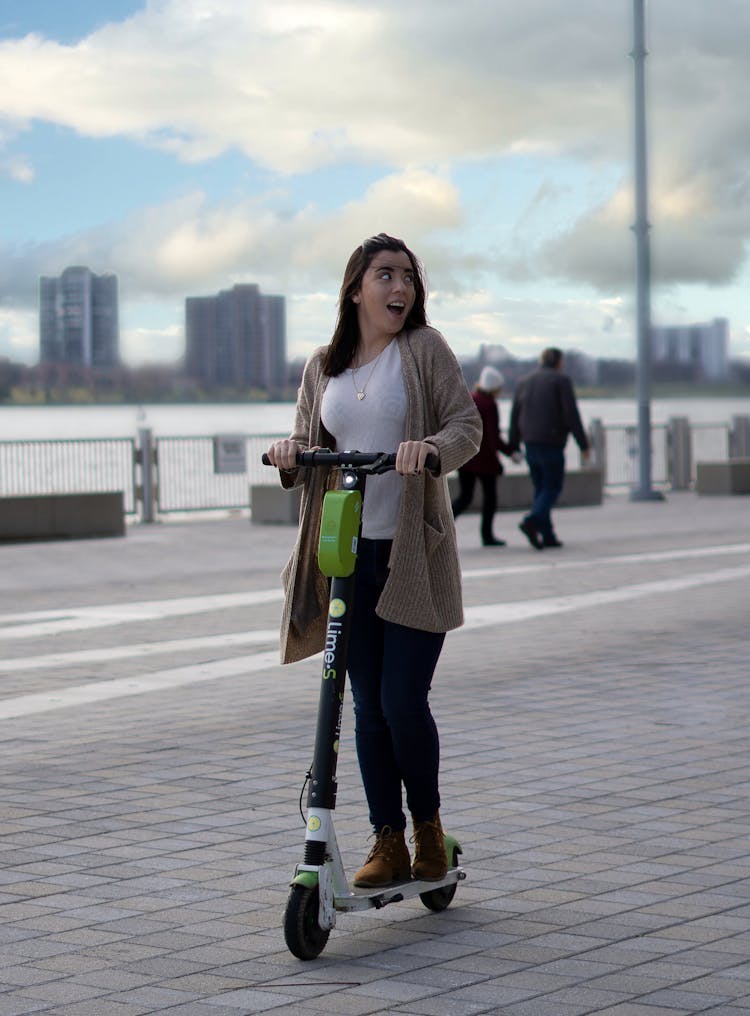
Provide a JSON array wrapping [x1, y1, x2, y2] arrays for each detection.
[[39, 266, 120, 367], [185, 283, 286, 391], [651, 318, 729, 381]]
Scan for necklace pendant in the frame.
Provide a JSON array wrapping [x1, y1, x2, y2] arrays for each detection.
[[357, 391, 365, 401]]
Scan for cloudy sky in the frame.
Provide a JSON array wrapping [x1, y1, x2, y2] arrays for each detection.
[[1, 0, 749, 367]]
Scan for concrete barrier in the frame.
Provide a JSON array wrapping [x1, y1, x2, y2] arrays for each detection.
[[0, 492, 126, 541], [448, 468, 604, 512], [251, 469, 604, 525], [250, 484, 302, 524], [695, 459, 750, 496]]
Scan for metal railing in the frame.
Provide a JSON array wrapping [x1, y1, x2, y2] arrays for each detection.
[[604, 423, 669, 488], [692, 422, 731, 465], [155, 434, 278, 513], [0, 437, 138, 514], [0, 418, 744, 521]]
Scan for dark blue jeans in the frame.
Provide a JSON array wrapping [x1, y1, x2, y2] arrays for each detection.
[[524, 442, 565, 541], [346, 538, 445, 832]]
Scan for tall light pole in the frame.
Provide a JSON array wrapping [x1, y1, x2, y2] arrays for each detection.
[[630, 0, 663, 500]]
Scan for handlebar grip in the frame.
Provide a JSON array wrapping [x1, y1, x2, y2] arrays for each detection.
[[261, 453, 271, 466]]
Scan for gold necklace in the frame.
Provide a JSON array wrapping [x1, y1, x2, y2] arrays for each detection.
[[351, 348, 384, 401]]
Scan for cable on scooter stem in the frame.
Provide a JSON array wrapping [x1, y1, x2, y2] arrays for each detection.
[[298, 766, 312, 826]]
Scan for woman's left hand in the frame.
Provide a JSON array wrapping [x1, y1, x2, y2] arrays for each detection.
[[395, 440, 439, 476]]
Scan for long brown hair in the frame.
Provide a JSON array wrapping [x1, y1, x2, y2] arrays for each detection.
[[322, 233, 428, 376]]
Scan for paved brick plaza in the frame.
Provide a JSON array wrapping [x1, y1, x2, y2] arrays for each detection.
[[0, 491, 749, 1015]]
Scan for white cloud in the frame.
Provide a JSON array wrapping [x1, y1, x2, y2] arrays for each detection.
[[0, 1, 749, 360], [0, 1, 740, 179], [287, 292, 338, 360], [532, 169, 750, 292], [121, 323, 183, 364], [428, 290, 635, 362], [1, 168, 462, 305], [1, 155, 34, 183], [290, 286, 638, 365], [0, 2, 633, 172], [0, 306, 37, 363], [0, 168, 463, 362]]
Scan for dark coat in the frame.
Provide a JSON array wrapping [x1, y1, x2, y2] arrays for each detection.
[[509, 366, 589, 452], [460, 390, 512, 476]]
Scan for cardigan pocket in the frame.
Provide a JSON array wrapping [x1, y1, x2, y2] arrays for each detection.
[[423, 514, 447, 558]]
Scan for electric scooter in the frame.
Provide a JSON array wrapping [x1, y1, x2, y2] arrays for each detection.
[[262, 448, 466, 960]]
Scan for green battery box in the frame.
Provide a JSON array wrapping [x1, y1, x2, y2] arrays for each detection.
[[317, 490, 362, 577]]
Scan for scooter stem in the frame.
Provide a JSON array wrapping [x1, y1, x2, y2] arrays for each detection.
[[307, 571, 355, 815], [303, 467, 367, 867]]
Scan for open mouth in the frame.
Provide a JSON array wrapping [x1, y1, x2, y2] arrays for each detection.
[[387, 302, 406, 315]]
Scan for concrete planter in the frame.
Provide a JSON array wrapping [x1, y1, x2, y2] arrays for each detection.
[[251, 468, 604, 525], [448, 468, 604, 512], [250, 484, 302, 524], [0, 492, 125, 540], [695, 459, 750, 496]]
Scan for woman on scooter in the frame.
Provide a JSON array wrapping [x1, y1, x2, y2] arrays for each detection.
[[266, 233, 481, 888]]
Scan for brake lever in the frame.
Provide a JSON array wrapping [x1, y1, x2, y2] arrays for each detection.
[[360, 452, 395, 476]]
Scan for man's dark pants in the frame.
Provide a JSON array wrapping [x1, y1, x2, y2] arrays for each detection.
[[523, 442, 565, 542]]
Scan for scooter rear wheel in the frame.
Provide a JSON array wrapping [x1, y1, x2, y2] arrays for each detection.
[[419, 845, 460, 912], [284, 884, 330, 960], [419, 880, 457, 911]]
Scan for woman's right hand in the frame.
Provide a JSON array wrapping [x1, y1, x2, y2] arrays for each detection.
[[266, 439, 301, 472]]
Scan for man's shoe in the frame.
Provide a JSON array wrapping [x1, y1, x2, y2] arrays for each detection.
[[353, 826, 411, 888], [411, 812, 448, 882], [482, 536, 506, 546], [543, 536, 563, 548], [519, 519, 543, 550]]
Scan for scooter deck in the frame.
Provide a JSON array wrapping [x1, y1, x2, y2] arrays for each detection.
[[337, 864, 466, 912]]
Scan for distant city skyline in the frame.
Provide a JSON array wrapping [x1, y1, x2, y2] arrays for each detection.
[[32, 263, 733, 396], [651, 318, 729, 382], [185, 283, 286, 391], [39, 266, 119, 368], [2, 2, 750, 369]]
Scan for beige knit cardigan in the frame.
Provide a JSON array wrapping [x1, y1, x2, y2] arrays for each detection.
[[276, 326, 482, 664]]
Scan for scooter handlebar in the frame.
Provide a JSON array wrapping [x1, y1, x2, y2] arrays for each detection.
[[261, 449, 439, 472]]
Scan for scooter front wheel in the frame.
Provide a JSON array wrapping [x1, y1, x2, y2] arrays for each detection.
[[283, 883, 330, 960]]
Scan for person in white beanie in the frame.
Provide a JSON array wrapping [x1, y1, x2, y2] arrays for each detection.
[[451, 366, 513, 546]]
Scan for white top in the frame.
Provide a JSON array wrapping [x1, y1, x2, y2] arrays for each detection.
[[321, 338, 407, 539]]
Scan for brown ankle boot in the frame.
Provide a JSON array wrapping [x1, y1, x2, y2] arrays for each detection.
[[353, 826, 411, 888], [411, 812, 448, 881]]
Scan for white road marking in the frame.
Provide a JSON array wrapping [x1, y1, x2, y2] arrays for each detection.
[[463, 563, 750, 628], [0, 541, 748, 642], [461, 541, 750, 580], [0, 651, 283, 720], [1, 561, 748, 719], [0, 630, 278, 673], [0, 589, 283, 641]]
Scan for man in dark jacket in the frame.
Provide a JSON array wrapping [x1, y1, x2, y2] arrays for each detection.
[[509, 348, 590, 549]]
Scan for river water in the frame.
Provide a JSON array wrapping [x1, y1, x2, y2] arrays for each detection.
[[1, 396, 749, 440]]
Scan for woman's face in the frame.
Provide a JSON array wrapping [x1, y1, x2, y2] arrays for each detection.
[[352, 249, 416, 342]]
